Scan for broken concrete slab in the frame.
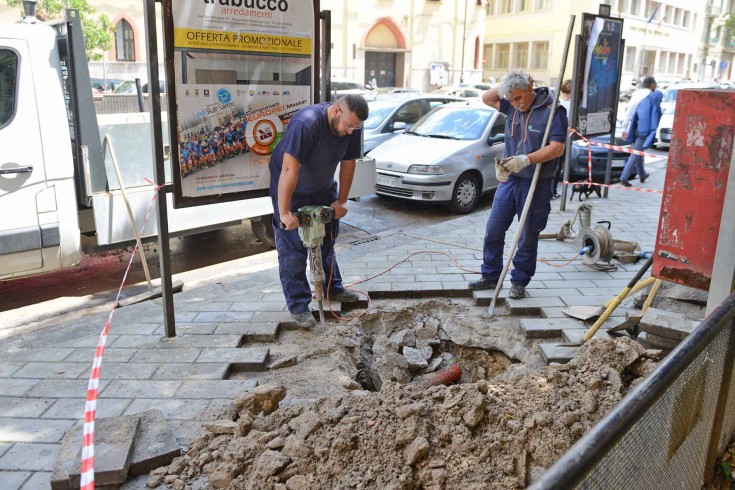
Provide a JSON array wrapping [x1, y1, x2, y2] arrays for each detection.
[[638, 331, 680, 350], [639, 307, 700, 341], [269, 355, 298, 370], [656, 282, 708, 305], [537, 343, 579, 365], [68, 415, 140, 487], [128, 409, 181, 477], [51, 421, 82, 490], [519, 318, 583, 339]]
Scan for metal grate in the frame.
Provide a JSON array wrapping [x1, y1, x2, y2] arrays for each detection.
[[349, 236, 381, 246], [376, 185, 413, 198]]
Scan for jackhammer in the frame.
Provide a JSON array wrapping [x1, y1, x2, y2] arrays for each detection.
[[279, 205, 335, 327]]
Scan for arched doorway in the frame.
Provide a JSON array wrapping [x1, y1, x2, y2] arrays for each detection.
[[363, 17, 407, 88]]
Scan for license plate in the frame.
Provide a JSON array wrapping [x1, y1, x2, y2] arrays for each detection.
[[377, 175, 400, 187]]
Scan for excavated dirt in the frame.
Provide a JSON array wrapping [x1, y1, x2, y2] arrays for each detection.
[[146, 299, 661, 489]]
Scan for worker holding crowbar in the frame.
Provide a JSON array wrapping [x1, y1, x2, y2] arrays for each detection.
[[269, 94, 369, 328]]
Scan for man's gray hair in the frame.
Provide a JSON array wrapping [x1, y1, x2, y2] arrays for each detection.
[[498, 70, 532, 98]]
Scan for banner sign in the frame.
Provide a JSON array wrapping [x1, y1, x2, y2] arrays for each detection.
[[164, 0, 316, 207], [576, 13, 624, 137]]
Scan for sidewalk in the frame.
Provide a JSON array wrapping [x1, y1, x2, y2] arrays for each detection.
[[0, 158, 667, 489]]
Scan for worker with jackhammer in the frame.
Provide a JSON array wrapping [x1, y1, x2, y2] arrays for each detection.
[[269, 94, 369, 328], [468, 70, 567, 299]]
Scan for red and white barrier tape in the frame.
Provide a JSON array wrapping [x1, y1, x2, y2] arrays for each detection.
[[80, 183, 160, 490], [565, 127, 663, 194]]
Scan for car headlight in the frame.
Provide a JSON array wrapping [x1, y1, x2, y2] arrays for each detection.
[[407, 165, 445, 175]]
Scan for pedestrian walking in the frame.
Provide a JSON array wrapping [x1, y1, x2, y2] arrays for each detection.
[[620, 76, 662, 186], [269, 94, 369, 328], [468, 70, 568, 299]]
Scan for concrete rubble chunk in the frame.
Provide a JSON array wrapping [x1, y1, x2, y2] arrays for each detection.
[[389, 329, 416, 348], [203, 420, 237, 435], [402, 346, 429, 370], [129, 409, 182, 477], [269, 355, 298, 370], [639, 307, 700, 341], [68, 414, 141, 487]]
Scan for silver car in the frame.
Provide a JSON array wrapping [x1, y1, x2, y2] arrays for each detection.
[[363, 94, 463, 154], [371, 101, 506, 213]]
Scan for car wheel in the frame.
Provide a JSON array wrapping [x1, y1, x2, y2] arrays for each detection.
[[251, 214, 275, 248], [447, 172, 480, 214]]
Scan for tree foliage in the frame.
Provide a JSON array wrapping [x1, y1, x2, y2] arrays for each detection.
[[726, 13, 735, 44], [6, 0, 112, 61]]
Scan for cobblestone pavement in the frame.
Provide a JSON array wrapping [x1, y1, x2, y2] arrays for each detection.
[[0, 158, 668, 488]]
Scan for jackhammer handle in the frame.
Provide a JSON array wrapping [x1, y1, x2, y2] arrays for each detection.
[[278, 211, 305, 230]]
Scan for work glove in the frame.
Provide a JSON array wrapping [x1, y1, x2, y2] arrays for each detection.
[[501, 154, 531, 174], [495, 158, 511, 183]]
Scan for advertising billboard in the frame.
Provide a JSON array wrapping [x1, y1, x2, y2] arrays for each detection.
[[576, 13, 624, 137], [163, 0, 317, 207]]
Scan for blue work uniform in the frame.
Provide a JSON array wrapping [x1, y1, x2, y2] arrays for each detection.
[[268, 103, 362, 314], [480, 87, 568, 287]]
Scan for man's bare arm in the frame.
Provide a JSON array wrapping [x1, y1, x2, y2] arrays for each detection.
[[277, 152, 301, 230], [482, 85, 501, 110]]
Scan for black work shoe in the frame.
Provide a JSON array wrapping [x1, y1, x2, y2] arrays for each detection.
[[508, 283, 526, 299], [640, 174, 648, 183], [468, 277, 497, 291], [620, 180, 632, 187], [292, 311, 315, 328], [330, 289, 359, 303]]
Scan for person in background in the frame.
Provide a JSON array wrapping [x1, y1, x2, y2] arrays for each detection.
[[552, 79, 572, 198], [620, 77, 661, 187], [269, 94, 369, 328], [468, 70, 567, 299]]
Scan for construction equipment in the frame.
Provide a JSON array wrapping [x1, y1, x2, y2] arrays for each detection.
[[280, 205, 336, 327]]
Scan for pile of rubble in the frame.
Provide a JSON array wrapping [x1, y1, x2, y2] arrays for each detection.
[[146, 337, 660, 489]]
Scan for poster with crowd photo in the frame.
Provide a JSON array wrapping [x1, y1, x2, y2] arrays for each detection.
[[163, 0, 317, 208], [576, 13, 624, 137]]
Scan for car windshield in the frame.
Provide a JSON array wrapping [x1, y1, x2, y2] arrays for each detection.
[[662, 89, 678, 103], [365, 100, 401, 129], [410, 106, 492, 140]]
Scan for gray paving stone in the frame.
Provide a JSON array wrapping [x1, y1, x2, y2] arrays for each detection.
[[157, 334, 241, 349], [560, 271, 611, 280], [107, 324, 160, 335], [52, 336, 119, 349], [27, 379, 109, 399], [95, 363, 158, 380], [68, 415, 140, 487], [63, 348, 137, 363], [49, 421, 80, 490], [175, 380, 257, 399], [196, 347, 269, 371], [107, 335, 162, 349], [542, 280, 595, 289], [0, 443, 12, 458], [193, 311, 254, 323], [171, 323, 219, 335], [0, 379, 42, 397], [250, 311, 294, 324], [102, 380, 181, 399], [0, 443, 59, 471], [41, 398, 131, 420], [0, 471, 31, 489], [538, 343, 579, 365], [124, 399, 210, 420], [540, 307, 575, 318], [229, 302, 286, 312], [506, 296, 564, 315], [528, 288, 580, 297], [129, 348, 201, 364], [152, 363, 229, 380], [0, 418, 74, 443], [0, 363, 25, 377], [640, 307, 699, 341], [7, 349, 74, 363], [179, 301, 234, 312], [18, 471, 50, 489], [128, 409, 181, 477], [0, 398, 54, 418], [213, 323, 279, 342], [519, 318, 584, 339], [11, 363, 89, 380], [592, 279, 634, 288], [561, 295, 609, 306]]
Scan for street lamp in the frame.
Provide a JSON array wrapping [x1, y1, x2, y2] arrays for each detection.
[[459, 0, 468, 85]]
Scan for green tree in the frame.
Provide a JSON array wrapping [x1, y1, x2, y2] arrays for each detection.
[[726, 14, 735, 45], [6, 0, 112, 61]]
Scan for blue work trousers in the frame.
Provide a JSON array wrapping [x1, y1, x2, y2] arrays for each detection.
[[620, 135, 648, 182], [480, 176, 552, 286], [271, 183, 345, 314]]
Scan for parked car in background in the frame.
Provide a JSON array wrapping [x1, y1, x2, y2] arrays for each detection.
[[430, 87, 483, 100], [330, 77, 372, 97], [364, 87, 420, 100], [113, 79, 166, 94], [655, 81, 720, 148], [371, 101, 505, 213], [567, 134, 631, 183], [363, 94, 463, 154], [90, 77, 124, 93]]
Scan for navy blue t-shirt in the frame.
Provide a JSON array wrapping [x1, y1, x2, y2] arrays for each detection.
[[499, 88, 568, 180], [268, 102, 362, 196]]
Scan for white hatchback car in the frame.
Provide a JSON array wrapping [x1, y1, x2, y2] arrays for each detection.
[[371, 101, 506, 213], [655, 82, 720, 148]]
